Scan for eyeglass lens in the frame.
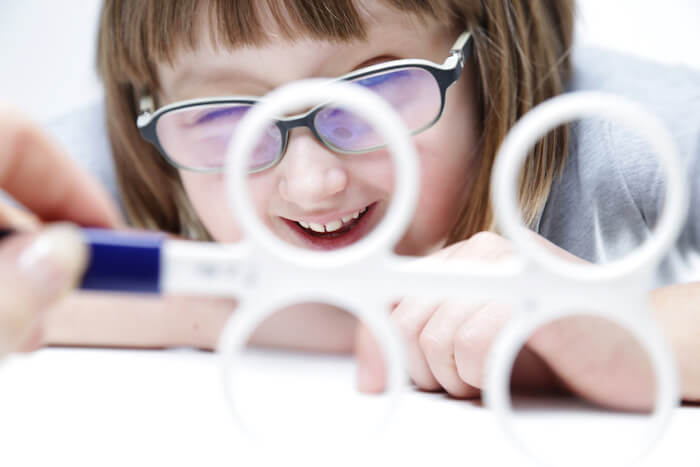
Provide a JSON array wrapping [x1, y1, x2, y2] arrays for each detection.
[[155, 66, 442, 172]]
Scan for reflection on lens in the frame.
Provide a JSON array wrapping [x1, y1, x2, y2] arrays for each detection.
[[157, 104, 250, 170], [507, 314, 658, 467], [247, 123, 283, 172], [315, 67, 441, 152], [222, 303, 392, 452], [156, 103, 282, 172], [315, 106, 380, 151]]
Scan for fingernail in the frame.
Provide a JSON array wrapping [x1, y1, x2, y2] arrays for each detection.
[[18, 224, 87, 299]]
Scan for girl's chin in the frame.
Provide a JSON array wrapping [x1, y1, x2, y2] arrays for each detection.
[[273, 202, 383, 251]]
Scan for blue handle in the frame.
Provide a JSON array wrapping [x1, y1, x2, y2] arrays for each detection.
[[1, 228, 165, 293], [80, 229, 164, 293]]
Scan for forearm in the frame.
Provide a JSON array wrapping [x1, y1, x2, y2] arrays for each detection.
[[43, 292, 355, 353], [245, 303, 356, 354], [651, 282, 700, 402], [42, 292, 231, 349]]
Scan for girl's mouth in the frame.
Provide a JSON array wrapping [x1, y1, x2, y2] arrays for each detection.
[[280, 203, 379, 251]]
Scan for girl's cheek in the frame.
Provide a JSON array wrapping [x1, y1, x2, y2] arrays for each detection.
[[396, 128, 475, 253], [180, 172, 244, 242]]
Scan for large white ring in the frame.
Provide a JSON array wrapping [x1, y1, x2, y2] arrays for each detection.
[[217, 293, 407, 441], [491, 92, 689, 281], [484, 306, 678, 467], [225, 79, 420, 268]]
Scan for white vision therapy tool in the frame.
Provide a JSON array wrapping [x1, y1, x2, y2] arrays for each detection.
[[28, 81, 687, 465], [214, 82, 687, 465]]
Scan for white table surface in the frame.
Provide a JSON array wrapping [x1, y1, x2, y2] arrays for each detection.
[[0, 347, 698, 467]]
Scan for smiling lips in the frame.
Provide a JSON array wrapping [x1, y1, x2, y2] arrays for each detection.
[[279, 203, 377, 250]]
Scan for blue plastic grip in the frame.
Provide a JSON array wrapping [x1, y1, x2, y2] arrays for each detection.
[[80, 229, 164, 293]]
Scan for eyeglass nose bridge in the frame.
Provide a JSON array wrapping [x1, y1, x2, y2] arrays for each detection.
[[274, 106, 336, 162]]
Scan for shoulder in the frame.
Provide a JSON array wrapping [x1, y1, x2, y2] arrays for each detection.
[[568, 47, 700, 168], [567, 48, 700, 182], [539, 48, 700, 283], [567, 48, 700, 230], [569, 47, 700, 103]]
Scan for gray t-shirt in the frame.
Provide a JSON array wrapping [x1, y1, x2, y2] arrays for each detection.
[[43, 47, 700, 285], [538, 48, 700, 286]]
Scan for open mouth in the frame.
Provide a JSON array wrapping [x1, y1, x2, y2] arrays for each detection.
[[281, 203, 378, 250]]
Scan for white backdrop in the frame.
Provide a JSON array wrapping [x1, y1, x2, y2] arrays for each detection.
[[0, 0, 699, 121]]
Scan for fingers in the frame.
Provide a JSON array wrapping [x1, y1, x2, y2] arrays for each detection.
[[355, 298, 443, 394], [452, 303, 562, 393], [0, 109, 123, 228], [0, 202, 40, 230], [356, 232, 527, 397], [391, 299, 441, 391], [354, 323, 387, 393], [419, 301, 481, 398], [453, 303, 512, 389], [0, 225, 87, 356], [386, 233, 517, 396]]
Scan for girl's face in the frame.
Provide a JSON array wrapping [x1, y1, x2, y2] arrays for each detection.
[[156, 3, 481, 256]]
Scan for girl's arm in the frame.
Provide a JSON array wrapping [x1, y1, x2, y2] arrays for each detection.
[[354, 231, 700, 408], [42, 292, 356, 353], [651, 282, 700, 402]]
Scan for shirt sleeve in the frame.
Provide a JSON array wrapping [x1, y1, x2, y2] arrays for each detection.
[[611, 81, 700, 284]]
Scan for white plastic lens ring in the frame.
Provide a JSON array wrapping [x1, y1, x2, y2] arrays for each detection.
[[225, 79, 420, 268], [491, 92, 689, 282], [484, 305, 678, 467], [217, 293, 407, 443]]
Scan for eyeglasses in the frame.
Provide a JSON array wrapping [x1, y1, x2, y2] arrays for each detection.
[[137, 31, 473, 174]]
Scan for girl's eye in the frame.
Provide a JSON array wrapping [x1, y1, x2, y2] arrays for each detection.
[[195, 106, 248, 124], [354, 70, 411, 89]]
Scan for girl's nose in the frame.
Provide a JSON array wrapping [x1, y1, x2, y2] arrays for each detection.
[[277, 131, 348, 208]]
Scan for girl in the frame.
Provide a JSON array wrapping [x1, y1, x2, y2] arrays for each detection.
[[36, 0, 700, 409]]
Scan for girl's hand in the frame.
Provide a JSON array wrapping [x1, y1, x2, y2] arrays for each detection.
[[0, 107, 123, 356], [355, 231, 656, 412]]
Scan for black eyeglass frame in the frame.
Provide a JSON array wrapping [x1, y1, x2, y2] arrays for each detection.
[[136, 31, 473, 174]]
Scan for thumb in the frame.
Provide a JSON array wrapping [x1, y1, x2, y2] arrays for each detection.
[[0, 224, 87, 356], [354, 323, 387, 393]]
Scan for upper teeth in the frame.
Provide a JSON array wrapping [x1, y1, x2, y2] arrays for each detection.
[[298, 207, 367, 233]]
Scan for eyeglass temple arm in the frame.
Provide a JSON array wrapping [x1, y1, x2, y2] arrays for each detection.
[[137, 95, 156, 128], [452, 31, 472, 54], [443, 31, 473, 79]]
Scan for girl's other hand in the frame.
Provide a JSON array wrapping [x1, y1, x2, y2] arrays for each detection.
[[355, 231, 656, 412], [0, 106, 123, 356]]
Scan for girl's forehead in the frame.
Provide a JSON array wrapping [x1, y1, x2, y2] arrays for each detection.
[[192, 0, 440, 48], [107, 0, 457, 94], [157, 2, 451, 100], [192, 4, 427, 52]]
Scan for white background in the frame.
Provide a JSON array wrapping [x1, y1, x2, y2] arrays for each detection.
[[0, 0, 699, 121]]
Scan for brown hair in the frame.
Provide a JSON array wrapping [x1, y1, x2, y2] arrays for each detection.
[[97, 0, 575, 242]]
